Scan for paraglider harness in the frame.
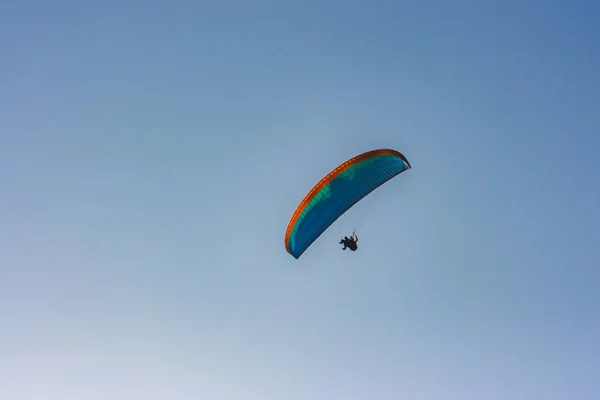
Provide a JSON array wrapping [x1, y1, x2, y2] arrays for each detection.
[[339, 232, 358, 251]]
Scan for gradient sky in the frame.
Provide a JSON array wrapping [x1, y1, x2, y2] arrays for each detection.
[[2, 1, 599, 399]]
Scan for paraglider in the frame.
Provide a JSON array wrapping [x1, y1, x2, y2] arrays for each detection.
[[285, 148, 411, 259], [340, 232, 358, 251]]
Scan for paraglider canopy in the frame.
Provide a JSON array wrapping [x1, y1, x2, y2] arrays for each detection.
[[285, 148, 411, 259]]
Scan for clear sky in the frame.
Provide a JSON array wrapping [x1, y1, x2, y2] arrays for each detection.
[[1, 1, 599, 399]]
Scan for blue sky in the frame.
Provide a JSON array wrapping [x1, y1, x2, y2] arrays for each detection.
[[1, 1, 599, 399]]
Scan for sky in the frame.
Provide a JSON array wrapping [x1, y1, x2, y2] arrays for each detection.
[[1, 0, 599, 399]]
